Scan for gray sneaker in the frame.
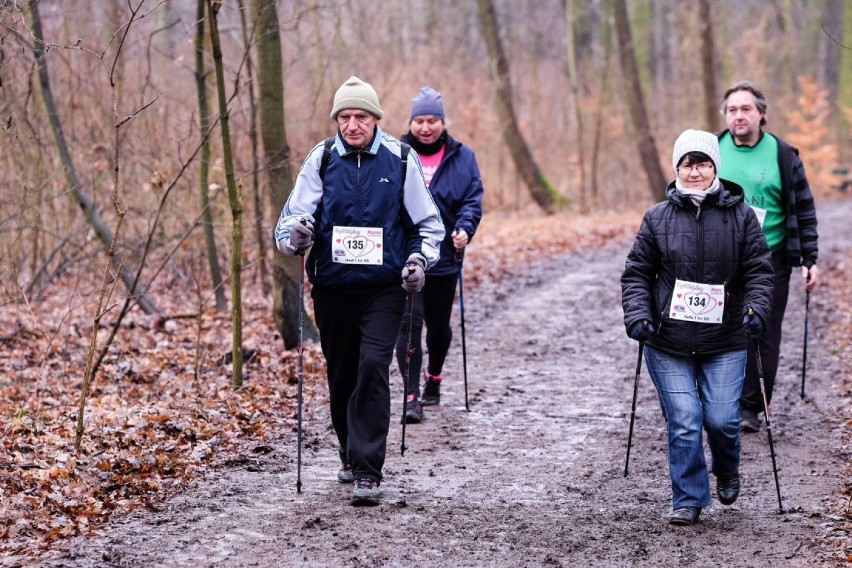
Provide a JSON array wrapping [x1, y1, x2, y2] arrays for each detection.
[[402, 395, 424, 424], [740, 409, 761, 433], [337, 461, 354, 483], [351, 478, 381, 506]]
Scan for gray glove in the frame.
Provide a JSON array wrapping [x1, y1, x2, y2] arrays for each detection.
[[401, 258, 425, 293], [290, 219, 314, 251]]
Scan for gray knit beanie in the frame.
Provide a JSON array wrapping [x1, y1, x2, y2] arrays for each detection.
[[410, 87, 445, 119], [672, 129, 721, 173], [330, 76, 383, 120]]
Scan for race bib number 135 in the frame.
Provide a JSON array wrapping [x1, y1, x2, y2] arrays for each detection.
[[332, 226, 384, 265]]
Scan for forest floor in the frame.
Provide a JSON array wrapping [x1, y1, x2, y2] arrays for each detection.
[[4, 199, 851, 567]]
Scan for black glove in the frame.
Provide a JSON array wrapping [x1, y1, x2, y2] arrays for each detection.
[[401, 258, 425, 293], [742, 313, 764, 337], [628, 320, 654, 342], [290, 219, 314, 251]]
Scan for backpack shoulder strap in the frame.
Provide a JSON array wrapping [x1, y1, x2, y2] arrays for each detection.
[[318, 136, 335, 181], [400, 142, 410, 186]]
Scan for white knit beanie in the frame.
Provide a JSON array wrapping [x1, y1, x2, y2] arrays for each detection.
[[330, 76, 383, 120], [671, 129, 721, 173]]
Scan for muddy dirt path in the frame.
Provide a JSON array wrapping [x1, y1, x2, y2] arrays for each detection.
[[32, 201, 851, 568]]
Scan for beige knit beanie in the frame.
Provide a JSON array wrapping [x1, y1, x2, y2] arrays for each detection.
[[330, 76, 383, 120], [671, 129, 721, 173]]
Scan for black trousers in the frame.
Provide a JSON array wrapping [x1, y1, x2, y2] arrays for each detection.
[[312, 284, 405, 483], [741, 251, 791, 413], [395, 273, 459, 397]]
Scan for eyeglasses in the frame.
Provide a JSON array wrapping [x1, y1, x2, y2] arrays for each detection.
[[678, 162, 715, 175], [337, 112, 372, 125]]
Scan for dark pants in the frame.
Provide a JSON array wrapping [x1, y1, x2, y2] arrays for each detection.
[[312, 284, 405, 483], [741, 250, 791, 414], [395, 273, 459, 397]]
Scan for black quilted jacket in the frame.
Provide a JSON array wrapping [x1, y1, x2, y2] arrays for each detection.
[[621, 180, 774, 357]]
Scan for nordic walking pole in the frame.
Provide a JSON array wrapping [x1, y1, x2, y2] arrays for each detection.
[[455, 244, 470, 411], [296, 237, 307, 493], [401, 271, 415, 456], [624, 326, 646, 477], [750, 308, 784, 513], [801, 273, 811, 399]]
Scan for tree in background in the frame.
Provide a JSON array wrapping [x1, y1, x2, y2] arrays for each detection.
[[477, 0, 557, 214], [699, 0, 719, 131], [613, 0, 667, 200], [254, 0, 317, 348], [563, 0, 588, 213], [26, 1, 159, 316], [237, 0, 271, 297], [839, 0, 852, 163], [207, 0, 244, 387], [194, 0, 226, 311]]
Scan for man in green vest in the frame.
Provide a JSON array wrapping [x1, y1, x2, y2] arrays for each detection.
[[717, 81, 820, 432]]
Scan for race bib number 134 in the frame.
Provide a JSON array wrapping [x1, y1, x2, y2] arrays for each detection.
[[669, 279, 725, 324]]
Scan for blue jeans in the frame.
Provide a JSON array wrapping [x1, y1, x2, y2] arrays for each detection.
[[644, 346, 746, 509]]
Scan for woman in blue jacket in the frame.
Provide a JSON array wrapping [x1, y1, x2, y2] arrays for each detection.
[[621, 129, 773, 525], [396, 87, 484, 423]]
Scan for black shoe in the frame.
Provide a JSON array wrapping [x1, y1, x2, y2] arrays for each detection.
[[669, 507, 701, 526], [422, 374, 441, 406], [402, 395, 423, 424], [740, 409, 761, 433], [337, 461, 354, 484], [351, 478, 381, 506], [717, 473, 740, 505]]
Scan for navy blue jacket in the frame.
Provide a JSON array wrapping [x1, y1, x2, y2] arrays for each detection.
[[401, 132, 483, 276], [274, 127, 443, 288]]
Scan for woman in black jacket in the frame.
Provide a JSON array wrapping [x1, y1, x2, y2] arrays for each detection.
[[621, 129, 774, 525]]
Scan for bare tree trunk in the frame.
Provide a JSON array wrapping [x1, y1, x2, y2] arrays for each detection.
[[590, 10, 614, 206], [699, 0, 719, 131], [195, 0, 226, 311], [237, 0, 271, 296], [613, 0, 667, 201], [839, 0, 852, 163], [207, 0, 244, 388], [818, 0, 843, 111], [27, 0, 159, 316], [477, 0, 556, 214], [783, 0, 796, 98], [564, 0, 587, 212], [254, 0, 317, 348]]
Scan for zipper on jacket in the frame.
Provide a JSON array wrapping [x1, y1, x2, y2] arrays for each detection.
[[692, 206, 705, 355], [357, 151, 363, 217]]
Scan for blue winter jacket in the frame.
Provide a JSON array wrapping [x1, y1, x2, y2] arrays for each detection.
[[401, 132, 484, 276], [274, 127, 444, 289]]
